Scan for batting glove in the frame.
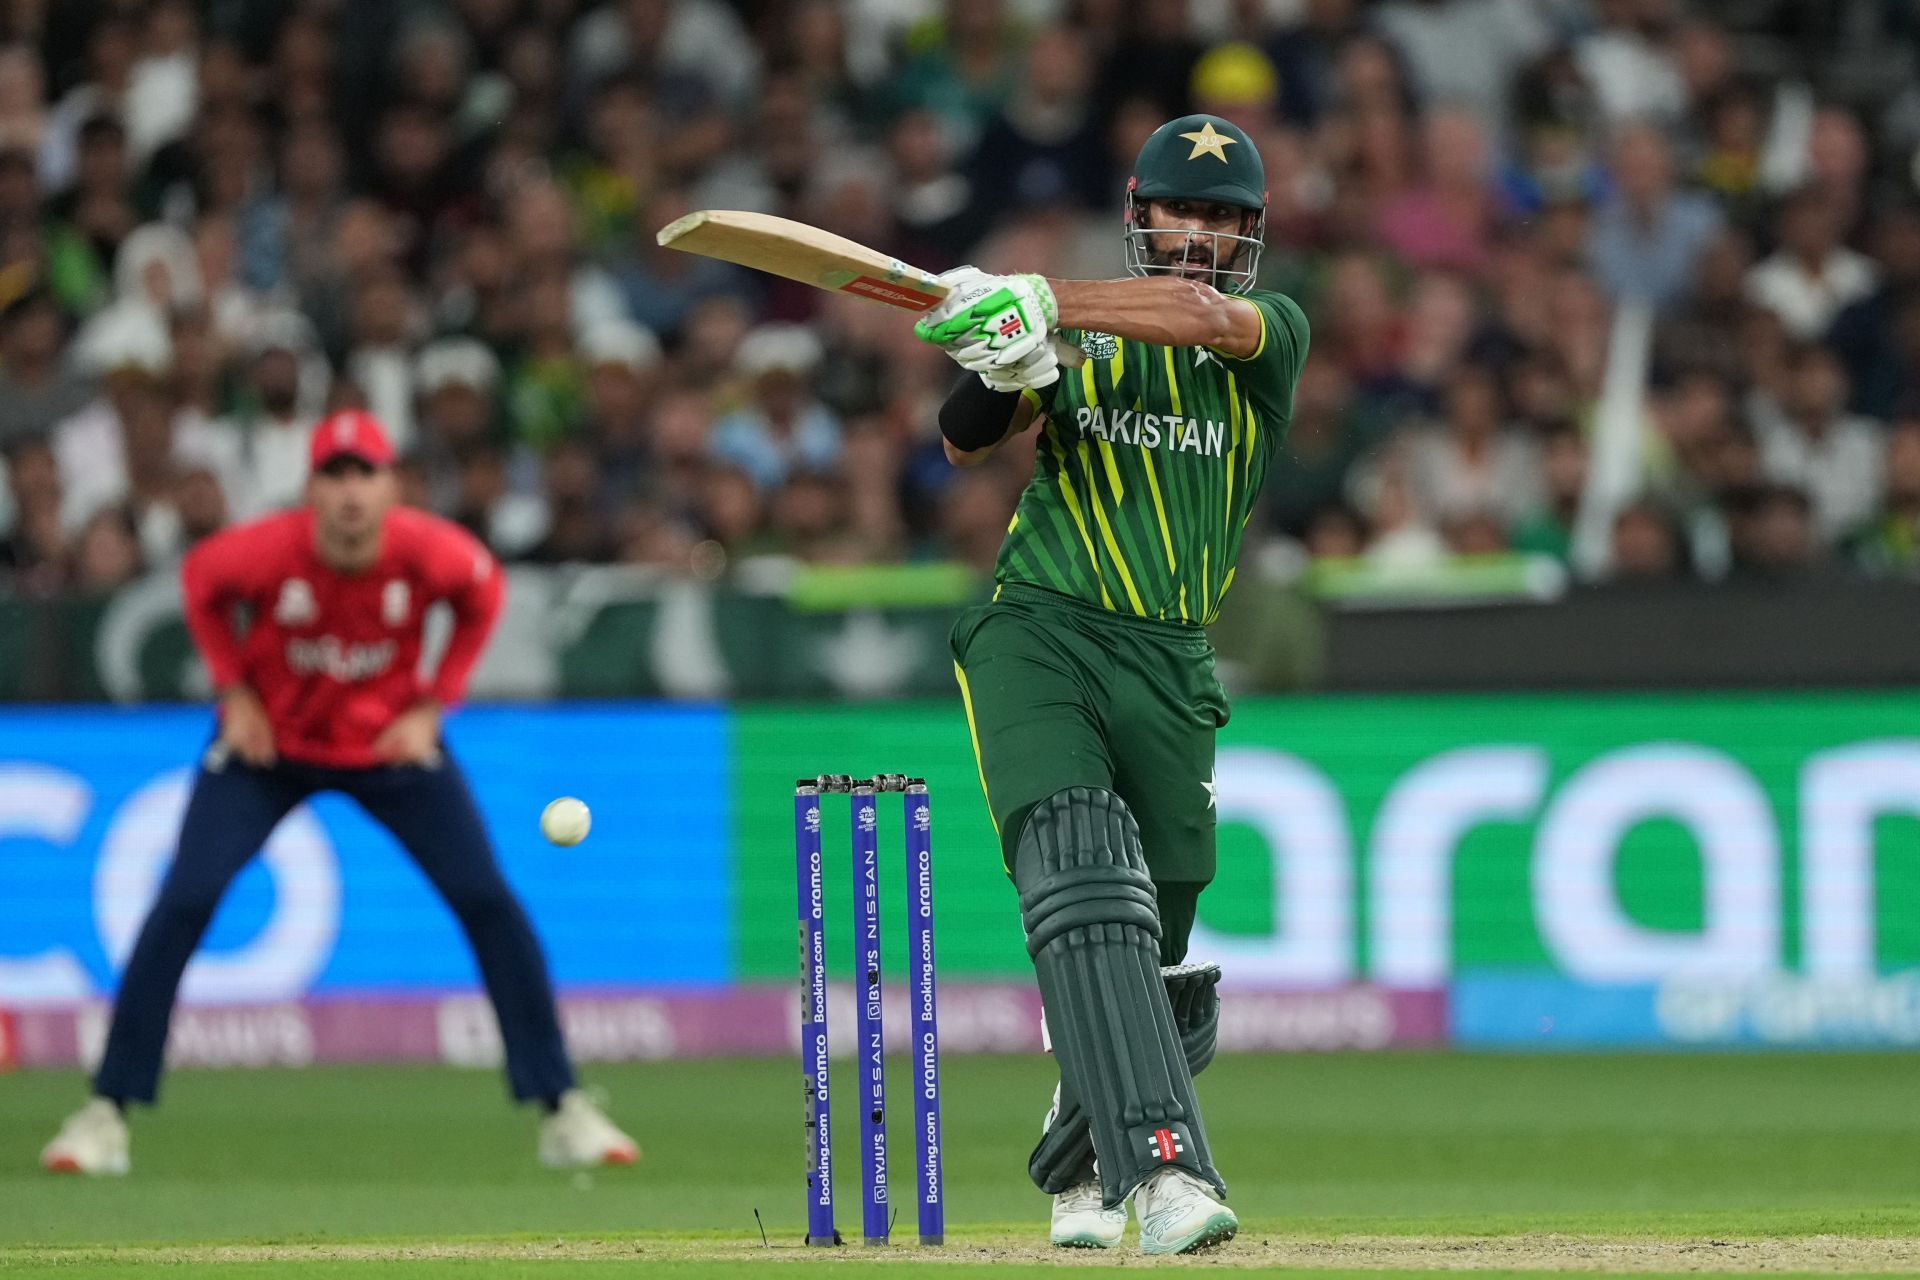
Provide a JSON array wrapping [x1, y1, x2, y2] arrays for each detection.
[[976, 335, 1061, 392], [914, 270, 1059, 370]]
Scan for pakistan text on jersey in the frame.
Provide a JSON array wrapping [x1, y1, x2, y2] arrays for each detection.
[[1071, 406, 1229, 458], [284, 636, 398, 681]]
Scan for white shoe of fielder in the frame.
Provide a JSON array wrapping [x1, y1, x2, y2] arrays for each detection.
[[537, 1089, 639, 1168], [1050, 1177, 1128, 1248], [41, 1099, 130, 1176], [1133, 1166, 1238, 1255]]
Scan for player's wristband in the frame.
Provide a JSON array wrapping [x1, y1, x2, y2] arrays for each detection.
[[939, 371, 1026, 451]]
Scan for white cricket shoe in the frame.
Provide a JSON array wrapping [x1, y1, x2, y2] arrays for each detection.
[[1133, 1166, 1238, 1255], [1050, 1177, 1128, 1248], [41, 1099, 130, 1176], [538, 1089, 638, 1168]]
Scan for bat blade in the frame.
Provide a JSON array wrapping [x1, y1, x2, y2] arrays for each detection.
[[655, 209, 947, 312], [656, 208, 1084, 367]]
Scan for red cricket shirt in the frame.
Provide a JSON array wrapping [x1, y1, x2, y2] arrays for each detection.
[[181, 506, 503, 768]]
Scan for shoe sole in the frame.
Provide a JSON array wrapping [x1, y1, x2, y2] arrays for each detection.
[[42, 1154, 128, 1176], [1143, 1210, 1238, 1256], [1050, 1231, 1124, 1249], [540, 1146, 640, 1169]]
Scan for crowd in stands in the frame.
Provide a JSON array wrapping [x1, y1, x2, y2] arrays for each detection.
[[3, 0, 1920, 598]]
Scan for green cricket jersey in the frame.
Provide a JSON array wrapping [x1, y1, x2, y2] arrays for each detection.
[[995, 289, 1310, 625]]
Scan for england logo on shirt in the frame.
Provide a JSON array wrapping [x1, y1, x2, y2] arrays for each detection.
[[274, 578, 317, 625], [382, 579, 410, 626]]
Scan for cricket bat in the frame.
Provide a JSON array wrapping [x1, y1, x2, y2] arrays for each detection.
[[655, 208, 1085, 367]]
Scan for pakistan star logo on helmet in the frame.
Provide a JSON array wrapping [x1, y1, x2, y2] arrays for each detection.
[[1123, 114, 1268, 296]]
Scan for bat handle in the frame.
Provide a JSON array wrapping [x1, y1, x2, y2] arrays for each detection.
[[1050, 334, 1087, 368]]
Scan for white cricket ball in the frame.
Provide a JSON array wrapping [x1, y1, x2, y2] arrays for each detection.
[[541, 797, 591, 846]]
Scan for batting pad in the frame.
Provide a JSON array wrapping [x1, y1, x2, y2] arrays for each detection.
[[1014, 787, 1224, 1207], [1028, 961, 1224, 1195]]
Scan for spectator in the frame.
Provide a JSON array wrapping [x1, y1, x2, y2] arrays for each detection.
[[242, 117, 347, 297], [579, 319, 664, 500], [504, 176, 628, 340], [1304, 502, 1367, 560], [171, 463, 227, 549], [1265, 360, 1388, 537], [1726, 483, 1819, 578], [1097, 0, 1203, 121], [1372, 106, 1497, 275], [0, 288, 93, 442], [68, 504, 142, 593], [0, 434, 65, 592], [888, 109, 983, 268], [1444, 509, 1507, 555], [1575, 0, 1687, 127], [1511, 425, 1590, 563], [1357, 456, 1446, 571], [1588, 122, 1723, 309], [1691, 81, 1771, 227], [0, 45, 45, 158], [1189, 41, 1281, 132], [710, 324, 841, 490], [697, 462, 767, 560], [967, 25, 1107, 217], [212, 310, 329, 517], [126, 0, 201, 167], [43, 115, 136, 316], [1746, 186, 1877, 340], [53, 303, 172, 531], [1848, 418, 1920, 573], [1753, 345, 1883, 544], [451, 440, 545, 560], [768, 468, 851, 563], [1392, 271, 1480, 413], [413, 337, 502, 492], [40, 15, 139, 193], [1653, 227, 1753, 384], [528, 440, 612, 564], [1827, 202, 1920, 418], [1263, 0, 1365, 127], [505, 269, 588, 450], [1373, 0, 1551, 138], [1606, 498, 1686, 581], [609, 188, 756, 338], [1404, 362, 1544, 528], [343, 268, 423, 449], [567, 0, 758, 112]]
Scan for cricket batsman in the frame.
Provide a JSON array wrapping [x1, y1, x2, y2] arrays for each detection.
[[40, 411, 637, 1175], [915, 115, 1309, 1254]]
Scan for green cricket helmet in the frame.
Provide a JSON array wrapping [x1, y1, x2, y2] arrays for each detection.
[[1125, 114, 1267, 295]]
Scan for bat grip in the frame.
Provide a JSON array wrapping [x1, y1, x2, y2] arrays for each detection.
[[1050, 334, 1086, 368]]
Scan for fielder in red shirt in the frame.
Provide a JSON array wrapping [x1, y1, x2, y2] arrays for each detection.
[[41, 412, 637, 1176]]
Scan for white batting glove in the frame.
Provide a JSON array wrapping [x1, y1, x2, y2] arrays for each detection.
[[914, 270, 1059, 368], [919, 266, 991, 328], [977, 335, 1061, 392]]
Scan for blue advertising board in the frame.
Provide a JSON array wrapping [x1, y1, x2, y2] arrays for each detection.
[[0, 705, 731, 1004]]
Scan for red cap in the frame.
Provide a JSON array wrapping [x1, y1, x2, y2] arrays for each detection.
[[309, 410, 395, 471]]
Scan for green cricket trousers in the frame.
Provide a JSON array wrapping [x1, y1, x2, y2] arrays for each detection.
[[950, 583, 1229, 963]]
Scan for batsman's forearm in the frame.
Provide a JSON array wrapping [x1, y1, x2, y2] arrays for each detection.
[[1046, 277, 1238, 348], [940, 375, 1040, 466]]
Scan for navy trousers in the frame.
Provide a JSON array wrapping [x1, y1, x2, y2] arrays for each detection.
[[93, 746, 576, 1106]]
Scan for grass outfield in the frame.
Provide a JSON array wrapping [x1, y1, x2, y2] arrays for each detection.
[[3, 1053, 1919, 1276]]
